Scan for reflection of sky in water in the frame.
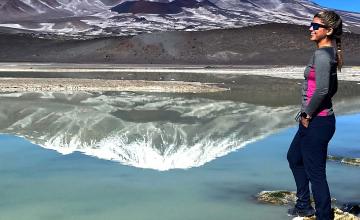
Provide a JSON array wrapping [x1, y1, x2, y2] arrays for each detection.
[[329, 113, 360, 158], [0, 113, 359, 220]]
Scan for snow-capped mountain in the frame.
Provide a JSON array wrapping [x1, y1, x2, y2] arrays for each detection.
[[0, 0, 359, 37]]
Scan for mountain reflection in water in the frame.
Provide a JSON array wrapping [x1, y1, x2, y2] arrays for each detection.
[[0, 92, 359, 171]]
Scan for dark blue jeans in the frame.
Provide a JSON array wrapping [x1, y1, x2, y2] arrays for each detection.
[[287, 115, 335, 220]]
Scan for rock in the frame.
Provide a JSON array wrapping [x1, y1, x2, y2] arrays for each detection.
[[341, 203, 360, 216], [293, 208, 359, 220], [327, 155, 360, 166], [256, 191, 336, 206], [256, 190, 297, 205]]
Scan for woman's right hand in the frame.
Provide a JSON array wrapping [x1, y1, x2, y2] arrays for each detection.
[[301, 117, 310, 128]]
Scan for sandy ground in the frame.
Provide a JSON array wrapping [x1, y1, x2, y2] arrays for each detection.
[[0, 77, 227, 93]]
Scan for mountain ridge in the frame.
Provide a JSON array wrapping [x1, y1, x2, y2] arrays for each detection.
[[111, 0, 218, 14], [0, 0, 359, 37]]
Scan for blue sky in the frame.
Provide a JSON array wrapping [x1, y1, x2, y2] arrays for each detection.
[[312, 0, 360, 13]]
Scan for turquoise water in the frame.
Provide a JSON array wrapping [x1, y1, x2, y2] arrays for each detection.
[[0, 113, 359, 220]]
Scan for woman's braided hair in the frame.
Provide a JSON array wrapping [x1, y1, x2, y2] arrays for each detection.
[[314, 10, 343, 72]]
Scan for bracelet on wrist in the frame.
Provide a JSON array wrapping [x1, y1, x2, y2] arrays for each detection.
[[300, 112, 311, 119]]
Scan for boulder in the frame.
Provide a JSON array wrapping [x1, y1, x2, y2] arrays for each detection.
[[327, 155, 360, 167], [256, 190, 297, 205]]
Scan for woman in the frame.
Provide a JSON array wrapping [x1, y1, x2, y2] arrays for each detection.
[[287, 10, 343, 220]]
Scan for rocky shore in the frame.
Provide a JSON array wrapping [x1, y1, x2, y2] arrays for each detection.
[[256, 191, 360, 220]]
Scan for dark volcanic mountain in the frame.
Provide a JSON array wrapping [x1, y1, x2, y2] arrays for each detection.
[[111, 0, 218, 14], [1, 23, 359, 65]]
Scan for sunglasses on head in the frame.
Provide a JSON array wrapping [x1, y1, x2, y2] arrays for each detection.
[[310, 22, 328, 30]]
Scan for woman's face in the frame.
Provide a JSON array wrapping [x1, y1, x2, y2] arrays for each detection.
[[309, 17, 330, 42]]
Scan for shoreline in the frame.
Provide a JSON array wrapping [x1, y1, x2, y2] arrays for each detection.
[[0, 63, 359, 104], [0, 63, 359, 82]]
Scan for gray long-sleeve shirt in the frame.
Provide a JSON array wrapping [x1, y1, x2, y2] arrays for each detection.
[[301, 47, 338, 117]]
